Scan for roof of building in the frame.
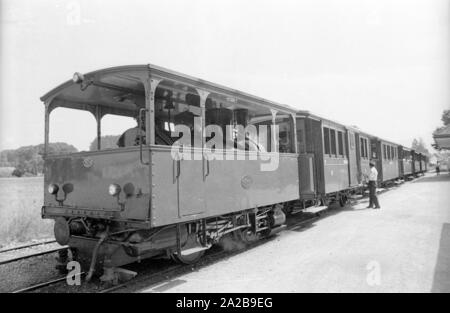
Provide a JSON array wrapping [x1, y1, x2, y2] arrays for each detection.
[[433, 124, 450, 150]]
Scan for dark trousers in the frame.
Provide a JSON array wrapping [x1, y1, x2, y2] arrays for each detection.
[[368, 181, 380, 208]]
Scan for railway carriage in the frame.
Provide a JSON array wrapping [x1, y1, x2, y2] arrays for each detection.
[[421, 154, 428, 173], [41, 64, 299, 282], [412, 150, 421, 176], [374, 138, 400, 185], [352, 128, 375, 183], [295, 111, 363, 207], [418, 153, 427, 174], [399, 146, 414, 179]]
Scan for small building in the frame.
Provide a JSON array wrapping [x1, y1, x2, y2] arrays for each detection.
[[433, 125, 450, 150]]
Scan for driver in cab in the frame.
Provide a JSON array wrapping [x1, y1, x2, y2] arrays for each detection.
[[117, 114, 146, 147]]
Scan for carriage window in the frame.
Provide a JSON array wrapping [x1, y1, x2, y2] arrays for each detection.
[[360, 138, 365, 158], [330, 129, 337, 156], [277, 117, 294, 153], [49, 108, 96, 153], [366, 139, 369, 158], [337, 131, 344, 156], [350, 132, 355, 149], [297, 129, 306, 154], [362, 137, 369, 158], [297, 119, 306, 154], [364, 139, 369, 158], [203, 92, 287, 153], [370, 141, 376, 159], [154, 82, 202, 147], [93, 114, 138, 150], [323, 127, 331, 155]]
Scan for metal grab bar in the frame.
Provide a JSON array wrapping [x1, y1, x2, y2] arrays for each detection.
[[139, 108, 149, 165], [204, 158, 210, 180], [173, 158, 181, 183], [203, 152, 210, 181]]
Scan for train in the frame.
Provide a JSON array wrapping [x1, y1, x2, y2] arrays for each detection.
[[40, 64, 428, 283]]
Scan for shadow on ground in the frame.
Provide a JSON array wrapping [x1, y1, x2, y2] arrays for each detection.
[[413, 174, 450, 183], [431, 223, 450, 293], [286, 200, 371, 233]]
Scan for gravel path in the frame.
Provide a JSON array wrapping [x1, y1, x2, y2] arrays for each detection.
[[137, 173, 450, 293]]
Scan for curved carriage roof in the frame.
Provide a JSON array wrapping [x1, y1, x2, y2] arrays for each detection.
[[296, 110, 407, 149], [41, 64, 298, 114]]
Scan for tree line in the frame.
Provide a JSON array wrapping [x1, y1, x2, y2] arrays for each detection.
[[0, 135, 120, 177], [0, 143, 78, 177]]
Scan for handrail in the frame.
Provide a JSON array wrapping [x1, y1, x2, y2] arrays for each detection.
[[139, 108, 149, 165]]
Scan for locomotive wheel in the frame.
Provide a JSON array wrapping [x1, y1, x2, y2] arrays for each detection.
[[172, 250, 205, 265]]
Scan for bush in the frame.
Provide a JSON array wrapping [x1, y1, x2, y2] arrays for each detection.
[[12, 168, 25, 177]]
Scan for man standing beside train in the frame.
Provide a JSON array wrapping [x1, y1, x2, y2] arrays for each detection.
[[367, 162, 381, 209]]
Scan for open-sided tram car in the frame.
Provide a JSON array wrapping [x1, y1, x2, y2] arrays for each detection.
[[41, 65, 300, 282]]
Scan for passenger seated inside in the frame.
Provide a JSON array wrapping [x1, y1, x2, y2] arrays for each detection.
[[117, 114, 175, 147], [117, 115, 145, 147], [279, 131, 290, 153], [173, 110, 201, 147]]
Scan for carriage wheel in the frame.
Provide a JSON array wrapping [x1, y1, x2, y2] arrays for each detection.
[[339, 195, 345, 207], [172, 250, 205, 265], [238, 228, 259, 244]]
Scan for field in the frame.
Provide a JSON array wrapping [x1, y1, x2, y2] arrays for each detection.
[[0, 177, 53, 248]]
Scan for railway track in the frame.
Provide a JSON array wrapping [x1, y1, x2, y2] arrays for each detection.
[[101, 212, 326, 293], [10, 184, 406, 293], [12, 213, 320, 293], [0, 240, 57, 254], [13, 272, 85, 293], [100, 188, 408, 293], [0, 246, 67, 266]]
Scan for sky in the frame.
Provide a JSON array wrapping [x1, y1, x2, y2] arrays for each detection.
[[0, 0, 449, 151]]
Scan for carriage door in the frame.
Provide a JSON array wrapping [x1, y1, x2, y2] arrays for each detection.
[[176, 147, 206, 217], [347, 130, 358, 187]]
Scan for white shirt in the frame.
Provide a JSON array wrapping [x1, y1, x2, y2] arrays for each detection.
[[369, 167, 378, 181]]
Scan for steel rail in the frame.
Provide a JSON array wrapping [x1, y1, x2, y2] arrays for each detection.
[[13, 272, 85, 293], [100, 212, 323, 293], [0, 247, 67, 266], [0, 240, 57, 254]]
